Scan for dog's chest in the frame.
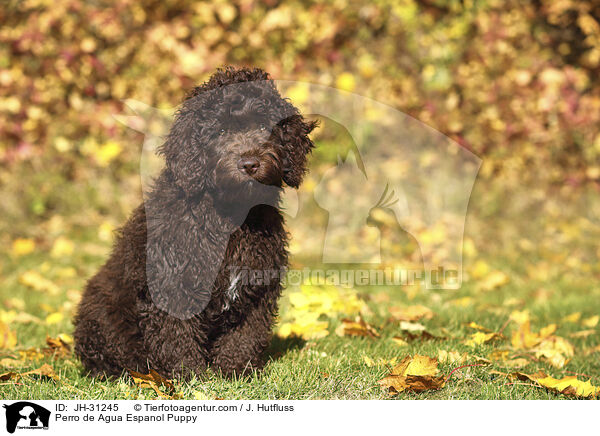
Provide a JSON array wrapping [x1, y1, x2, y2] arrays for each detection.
[[221, 271, 242, 312]]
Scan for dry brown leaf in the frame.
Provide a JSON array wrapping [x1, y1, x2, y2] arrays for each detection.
[[335, 317, 379, 338], [23, 364, 60, 381], [1, 364, 60, 382], [43, 334, 72, 358], [377, 355, 445, 395], [389, 305, 434, 322], [128, 369, 181, 399]]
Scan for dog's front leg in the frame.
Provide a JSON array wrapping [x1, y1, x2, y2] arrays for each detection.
[[209, 298, 276, 377], [138, 304, 210, 379]]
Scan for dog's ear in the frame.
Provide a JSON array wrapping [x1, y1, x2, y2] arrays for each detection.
[[158, 107, 212, 196], [280, 115, 318, 188]]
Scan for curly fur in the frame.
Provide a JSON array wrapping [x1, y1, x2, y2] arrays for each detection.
[[74, 67, 316, 378]]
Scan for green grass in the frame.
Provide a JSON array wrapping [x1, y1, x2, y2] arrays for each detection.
[[1, 145, 599, 400], [1, 237, 599, 400]]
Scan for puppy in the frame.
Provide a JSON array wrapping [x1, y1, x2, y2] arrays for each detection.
[[74, 67, 316, 378]]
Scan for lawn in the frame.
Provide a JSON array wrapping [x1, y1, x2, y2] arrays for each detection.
[[1, 157, 599, 400]]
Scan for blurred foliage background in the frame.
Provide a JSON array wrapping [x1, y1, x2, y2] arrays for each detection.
[[2, 0, 600, 400], [1, 0, 600, 302]]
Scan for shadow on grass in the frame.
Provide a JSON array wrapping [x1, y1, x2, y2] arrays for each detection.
[[266, 334, 305, 361]]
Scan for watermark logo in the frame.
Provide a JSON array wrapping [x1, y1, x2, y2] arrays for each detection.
[[115, 79, 481, 319], [3, 402, 50, 433]]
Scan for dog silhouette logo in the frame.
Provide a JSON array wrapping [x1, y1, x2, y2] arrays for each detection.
[[3, 402, 50, 433]]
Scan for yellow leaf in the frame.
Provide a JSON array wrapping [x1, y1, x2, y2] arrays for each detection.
[[50, 236, 74, 258], [478, 270, 510, 291], [391, 337, 408, 347], [515, 372, 600, 398], [510, 310, 530, 324], [19, 348, 45, 361], [511, 321, 556, 349], [45, 312, 64, 325], [19, 271, 60, 295], [438, 350, 468, 364], [95, 141, 122, 166], [464, 332, 501, 347], [562, 312, 581, 323], [0, 321, 17, 349], [569, 329, 596, 338], [336, 72, 356, 92], [449, 297, 473, 307], [465, 321, 492, 332], [533, 336, 575, 368], [582, 315, 599, 328], [470, 260, 490, 279], [11, 238, 35, 256]]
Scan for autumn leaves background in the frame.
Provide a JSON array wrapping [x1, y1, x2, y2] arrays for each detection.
[[1, 0, 600, 399]]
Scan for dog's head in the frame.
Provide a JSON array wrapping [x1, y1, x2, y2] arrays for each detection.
[[159, 67, 317, 204]]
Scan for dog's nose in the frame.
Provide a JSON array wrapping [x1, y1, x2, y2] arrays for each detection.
[[237, 157, 260, 175]]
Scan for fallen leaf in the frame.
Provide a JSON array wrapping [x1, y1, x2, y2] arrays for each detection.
[[582, 315, 599, 328], [0, 321, 17, 349], [1, 364, 61, 382], [389, 305, 434, 322], [533, 336, 575, 369], [19, 271, 60, 295], [391, 337, 408, 347], [19, 349, 45, 361], [513, 372, 600, 398], [569, 329, 596, 338], [562, 312, 581, 323], [509, 310, 530, 325], [478, 270, 510, 291], [438, 350, 468, 364], [335, 317, 379, 338], [11, 238, 35, 256], [23, 364, 60, 381], [584, 344, 600, 355], [511, 321, 556, 349], [50, 236, 75, 258], [465, 321, 492, 332], [45, 312, 64, 325], [128, 369, 181, 399], [464, 332, 502, 347], [377, 355, 445, 394], [44, 335, 72, 358], [0, 358, 25, 368]]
